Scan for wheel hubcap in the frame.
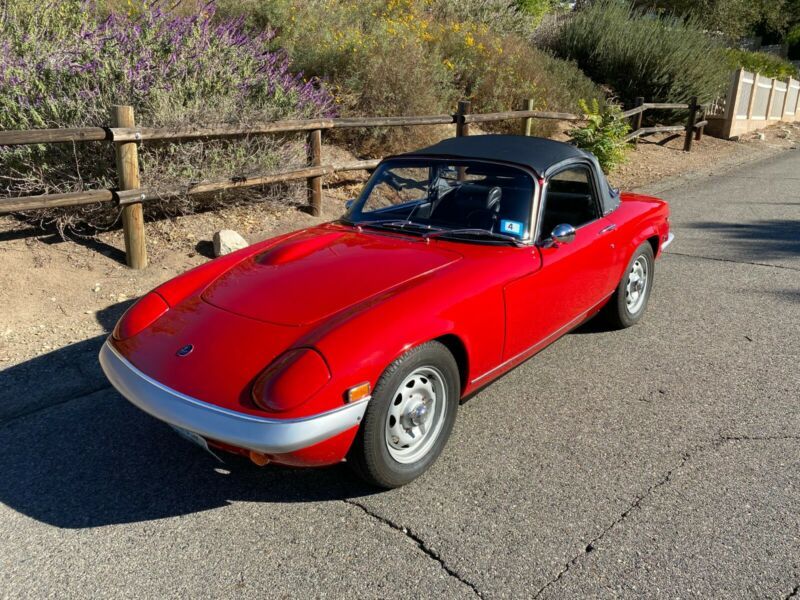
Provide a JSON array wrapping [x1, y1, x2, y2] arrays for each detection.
[[625, 256, 648, 314], [385, 366, 447, 464]]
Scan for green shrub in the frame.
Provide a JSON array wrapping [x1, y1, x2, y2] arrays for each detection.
[[724, 49, 800, 79], [439, 28, 605, 136], [274, 0, 457, 155], [789, 25, 800, 60], [550, 0, 730, 105], [430, 0, 541, 38], [274, 0, 605, 153], [0, 1, 332, 230], [569, 99, 630, 173]]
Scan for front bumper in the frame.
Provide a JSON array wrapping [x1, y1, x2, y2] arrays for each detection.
[[99, 341, 369, 454], [661, 232, 675, 251]]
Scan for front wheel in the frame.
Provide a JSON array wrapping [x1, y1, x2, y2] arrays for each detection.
[[603, 242, 655, 329], [347, 341, 459, 488]]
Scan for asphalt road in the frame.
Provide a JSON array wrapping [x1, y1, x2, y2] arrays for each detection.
[[1, 149, 799, 599]]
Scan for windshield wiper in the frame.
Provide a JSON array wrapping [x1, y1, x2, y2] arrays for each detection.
[[359, 199, 431, 231], [360, 219, 431, 230], [343, 199, 441, 235], [423, 228, 525, 246]]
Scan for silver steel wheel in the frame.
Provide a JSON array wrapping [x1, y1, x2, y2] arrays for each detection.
[[385, 366, 447, 464], [625, 255, 649, 314]]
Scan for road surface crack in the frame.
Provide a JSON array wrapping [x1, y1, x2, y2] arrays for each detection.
[[0, 384, 112, 429], [785, 584, 799, 599], [533, 448, 695, 599], [533, 432, 800, 597], [344, 499, 483, 598], [665, 251, 800, 272], [718, 434, 800, 444]]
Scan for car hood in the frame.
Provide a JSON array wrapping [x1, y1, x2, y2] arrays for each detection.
[[201, 226, 463, 326]]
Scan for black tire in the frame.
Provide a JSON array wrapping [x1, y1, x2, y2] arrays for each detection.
[[347, 341, 460, 488], [602, 241, 655, 329]]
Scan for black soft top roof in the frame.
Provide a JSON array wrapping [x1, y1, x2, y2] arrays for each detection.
[[390, 134, 620, 215], [394, 134, 592, 177]]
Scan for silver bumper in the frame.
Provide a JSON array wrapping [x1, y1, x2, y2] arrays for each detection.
[[661, 232, 675, 251], [99, 341, 369, 454]]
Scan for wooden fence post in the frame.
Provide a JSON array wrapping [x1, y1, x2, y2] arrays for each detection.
[[695, 106, 706, 141], [456, 100, 471, 137], [521, 98, 534, 136], [111, 105, 147, 269], [307, 129, 322, 216], [632, 97, 644, 147], [722, 68, 745, 139], [794, 78, 800, 120], [780, 77, 791, 119], [766, 78, 777, 122], [684, 96, 699, 152], [747, 73, 759, 120]]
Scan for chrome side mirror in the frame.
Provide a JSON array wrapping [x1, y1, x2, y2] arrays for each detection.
[[344, 199, 355, 210], [549, 223, 576, 246]]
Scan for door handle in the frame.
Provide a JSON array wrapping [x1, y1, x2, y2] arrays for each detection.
[[599, 224, 617, 235]]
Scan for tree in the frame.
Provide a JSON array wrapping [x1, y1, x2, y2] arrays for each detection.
[[631, 0, 794, 40]]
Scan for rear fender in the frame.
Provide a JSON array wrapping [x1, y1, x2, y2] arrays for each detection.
[[630, 224, 661, 259]]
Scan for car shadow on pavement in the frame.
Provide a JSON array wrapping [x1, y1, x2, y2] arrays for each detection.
[[686, 219, 800, 260], [0, 308, 378, 529]]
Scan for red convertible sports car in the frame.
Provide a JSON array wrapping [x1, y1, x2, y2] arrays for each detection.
[[101, 135, 672, 488]]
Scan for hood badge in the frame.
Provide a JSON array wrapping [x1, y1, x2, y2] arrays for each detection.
[[176, 344, 194, 357]]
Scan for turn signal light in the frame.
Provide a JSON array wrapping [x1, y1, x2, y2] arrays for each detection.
[[347, 382, 371, 403], [112, 292, 169, 340], [249, 451, 271, 466]]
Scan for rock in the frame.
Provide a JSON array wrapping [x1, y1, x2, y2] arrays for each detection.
[[213, 229, 248, 256]]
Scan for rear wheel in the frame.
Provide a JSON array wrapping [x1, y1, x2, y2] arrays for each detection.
[[348, 341, 459, 488], [603, 242, 655, 329]]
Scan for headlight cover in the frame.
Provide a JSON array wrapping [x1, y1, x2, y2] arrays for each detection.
[[252, 348, 331, 412], [112, 292, 169, 340]]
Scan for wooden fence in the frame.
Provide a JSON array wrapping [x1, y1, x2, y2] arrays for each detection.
[[622, 96, 708, 151], [0, 98, 706, 269], [705, 69, 800, 139]]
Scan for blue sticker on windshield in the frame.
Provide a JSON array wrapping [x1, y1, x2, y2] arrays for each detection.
[[500, 219, 524, 238]]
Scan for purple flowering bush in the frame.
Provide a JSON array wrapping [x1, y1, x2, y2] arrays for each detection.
[[0, 0, 334, 228]]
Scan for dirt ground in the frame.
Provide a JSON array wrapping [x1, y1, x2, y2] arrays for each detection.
[[1, 123, 798, 367]]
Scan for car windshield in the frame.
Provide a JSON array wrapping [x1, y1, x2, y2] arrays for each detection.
[[342, 159, 535, 243]]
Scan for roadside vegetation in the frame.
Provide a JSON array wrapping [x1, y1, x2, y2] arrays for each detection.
[[723, 49, 799, 79], [2, 0, 799, 232], [223, 0, 605, 154], [569, 100, 630, 173], [548, 1, 731, 106], [0, 0, 333, 230]]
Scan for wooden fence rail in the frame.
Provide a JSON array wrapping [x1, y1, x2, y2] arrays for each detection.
[[624, 96, 707, 150], [0, 98, 705, 268]]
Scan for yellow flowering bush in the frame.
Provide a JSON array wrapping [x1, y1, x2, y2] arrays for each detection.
[[217, 0, 605, 151]]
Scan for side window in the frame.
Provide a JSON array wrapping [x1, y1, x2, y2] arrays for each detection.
[[540, 166, 600, 237]]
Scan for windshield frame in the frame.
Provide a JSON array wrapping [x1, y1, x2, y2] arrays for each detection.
[[341, 156, 541, 246]]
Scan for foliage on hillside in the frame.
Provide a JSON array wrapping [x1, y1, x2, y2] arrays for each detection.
[[569, 100, 630, 173], [233, 0, 605, 153], [0, 0, 333, 229], [724, 49, 800, 79], [550, 1, 731, 105], [632, 0, 797, 40]]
